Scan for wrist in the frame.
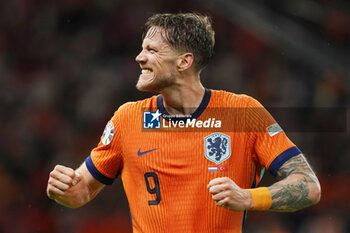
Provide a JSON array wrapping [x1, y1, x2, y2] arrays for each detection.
[[244, 189, 254, 210], [247, 187, 272, 210]]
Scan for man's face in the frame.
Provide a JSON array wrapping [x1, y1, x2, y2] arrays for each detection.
[[135, 27, 180, 92]]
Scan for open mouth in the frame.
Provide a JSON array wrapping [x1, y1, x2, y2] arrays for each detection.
[[141, 68, 153, 74]]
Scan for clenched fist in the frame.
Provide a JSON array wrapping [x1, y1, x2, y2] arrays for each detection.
[[207, 177, 253, 211], [47, 165, 82, 200]]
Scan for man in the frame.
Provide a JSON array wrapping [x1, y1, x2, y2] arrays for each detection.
[[47, 13, 321, 232]]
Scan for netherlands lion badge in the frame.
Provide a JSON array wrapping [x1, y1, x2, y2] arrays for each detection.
[[204, 133, 231, 165]]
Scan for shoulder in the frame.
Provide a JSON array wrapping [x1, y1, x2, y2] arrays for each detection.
[[209, 89, 262, 107]]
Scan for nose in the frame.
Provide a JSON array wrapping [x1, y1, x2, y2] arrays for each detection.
[[135, 50, 147, 64]]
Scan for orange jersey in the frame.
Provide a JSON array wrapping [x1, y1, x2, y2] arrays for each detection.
[[86, 89, 301, 233]]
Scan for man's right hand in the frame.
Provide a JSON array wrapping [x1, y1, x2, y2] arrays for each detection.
[[47, 165, 82, 200]]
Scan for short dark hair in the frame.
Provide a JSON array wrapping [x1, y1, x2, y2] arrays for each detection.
[[142, 13, 215, 71]]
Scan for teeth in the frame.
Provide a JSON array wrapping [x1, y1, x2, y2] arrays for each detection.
[[142, 69, 151, 74]]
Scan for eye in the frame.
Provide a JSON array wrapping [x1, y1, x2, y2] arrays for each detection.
[[148, 47, 157, 53]]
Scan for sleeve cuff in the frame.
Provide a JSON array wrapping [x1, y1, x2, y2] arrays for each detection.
[[268, 147, 302, 176], [85, 155, 114, 185]]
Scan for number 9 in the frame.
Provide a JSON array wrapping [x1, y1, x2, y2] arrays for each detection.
[[144, 172, 161, 205]]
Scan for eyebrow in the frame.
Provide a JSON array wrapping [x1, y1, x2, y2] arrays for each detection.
[[142, 39, 157, 49]]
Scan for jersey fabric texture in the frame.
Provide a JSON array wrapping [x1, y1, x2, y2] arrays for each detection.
[[85, 88, 301, 233]]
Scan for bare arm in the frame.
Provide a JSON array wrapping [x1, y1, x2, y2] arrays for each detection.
[[208, 154, 321, 212], [268, 154, 321, 212], [47, 163, 104, 208]]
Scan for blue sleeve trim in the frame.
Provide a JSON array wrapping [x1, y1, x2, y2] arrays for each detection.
[[129, 208, 134, 232], [268, 147, 302, 176], [85, 155, 114, 185], [242, 210, 247, 231]]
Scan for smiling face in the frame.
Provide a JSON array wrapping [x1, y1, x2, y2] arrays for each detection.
[[135, 27, 181, 92]]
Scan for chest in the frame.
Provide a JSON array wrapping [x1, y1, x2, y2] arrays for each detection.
[[121, 131, 251, 178]]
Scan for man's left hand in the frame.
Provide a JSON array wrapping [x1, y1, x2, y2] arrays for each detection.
[[207, 177, 253, 211]]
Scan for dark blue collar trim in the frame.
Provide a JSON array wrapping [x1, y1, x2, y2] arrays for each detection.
[[157, 88, 211, 121]]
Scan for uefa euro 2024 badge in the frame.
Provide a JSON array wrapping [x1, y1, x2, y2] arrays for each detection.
[[204, 133, 231, 165], [102, 120, 115, 145]]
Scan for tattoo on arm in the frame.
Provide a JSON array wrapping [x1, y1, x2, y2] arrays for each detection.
[[270, 176, 312, 211], [275, 154, 317, 182], [268, 154, 318, 211]]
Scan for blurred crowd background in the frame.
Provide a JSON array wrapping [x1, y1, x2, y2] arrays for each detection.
[[0, 0, 349, 232]]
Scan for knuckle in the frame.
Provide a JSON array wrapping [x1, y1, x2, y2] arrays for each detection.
[[54, 164, 62, 170], [67, 178, 73, 185], [61, 176, 71, 185], [221, 199, 229, 206], [64, 168, 74, 177], [68, 169, 75, 177], [225, 177, 234, 184], [218, 201, 226, 206], [220, 192, 227, 199]]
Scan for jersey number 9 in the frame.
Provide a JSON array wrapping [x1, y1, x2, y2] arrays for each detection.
[[144, 172, 161, 205]]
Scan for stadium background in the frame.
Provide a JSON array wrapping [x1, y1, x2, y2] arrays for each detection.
[[0, 0, 349, 232]]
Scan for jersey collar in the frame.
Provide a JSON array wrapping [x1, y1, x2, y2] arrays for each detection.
[[157, 88, 211, 121]]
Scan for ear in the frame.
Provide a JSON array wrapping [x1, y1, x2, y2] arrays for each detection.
[[177, 53, 194, 72]]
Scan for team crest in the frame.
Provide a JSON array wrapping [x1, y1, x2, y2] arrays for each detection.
[[102, 120, 115, 145], [204, 133, 231, 165]]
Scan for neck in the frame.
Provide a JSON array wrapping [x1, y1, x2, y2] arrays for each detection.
[[160, 80, 205, 116]]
